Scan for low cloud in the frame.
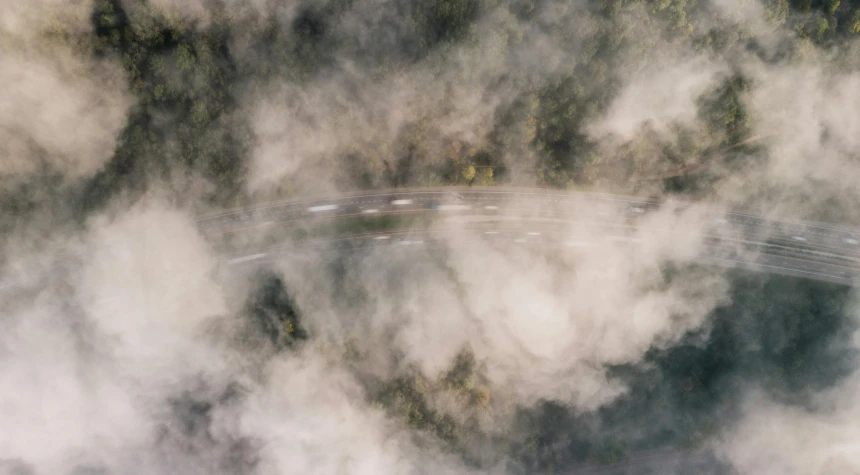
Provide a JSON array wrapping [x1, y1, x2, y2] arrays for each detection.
[[733, 63, 860, 220], [589, 55, 729, 141], [0, 0, 131, 181], [4, 0, 860, 473], [1, 198, 486, 474], [268, 202, 730, 415], [718, 372, 860, 474]]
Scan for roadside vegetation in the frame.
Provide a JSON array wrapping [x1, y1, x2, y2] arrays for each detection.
[[4, 0, 859, 472], [81, 0, 860, 470], [43, 0, 852, 218]]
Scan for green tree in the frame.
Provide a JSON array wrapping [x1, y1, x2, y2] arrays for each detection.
[[851, 9, 860, 33], [461, 164, 477, 182]]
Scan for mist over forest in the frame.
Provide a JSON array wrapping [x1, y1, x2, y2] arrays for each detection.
[[2, 0, 860, 473]]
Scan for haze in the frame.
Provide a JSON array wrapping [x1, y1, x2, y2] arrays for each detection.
[[2, 0, 860, 474]]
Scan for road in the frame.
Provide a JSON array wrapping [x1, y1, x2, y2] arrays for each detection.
[[199, 187, 860, 287], [4, 187, 859, 298], [3, 189, 854, 473], [200, 186, 860, 472]]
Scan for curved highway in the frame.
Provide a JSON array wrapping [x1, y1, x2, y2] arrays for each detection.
[[4, 187, 859, 299], [3, 188, 857, 473], [198, 186, 860, 472], [199, 187, 860, 287]]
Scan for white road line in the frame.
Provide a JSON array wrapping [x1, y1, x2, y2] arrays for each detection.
[[437, 205, 471, 211], [703, 256, 849, 280], [227, 253, 267, 264], [308, 204, 338, 212]]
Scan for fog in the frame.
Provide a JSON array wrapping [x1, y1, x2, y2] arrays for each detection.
[[2, 0, 860, 474], [0, 0, 131, 181]]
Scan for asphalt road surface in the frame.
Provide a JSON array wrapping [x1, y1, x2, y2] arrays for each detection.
[[5, 187, 859, 298], [200, 187, 860, 287]]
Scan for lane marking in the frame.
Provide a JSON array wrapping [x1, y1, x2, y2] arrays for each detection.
[[197, 189, 860, 246], [199, 193, 860, 247], [227, 253, 267, 264], [702, 256, 852, 281], [308, 204, 338, 212]]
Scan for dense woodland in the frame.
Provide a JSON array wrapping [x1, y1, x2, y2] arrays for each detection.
[[5, 0, 859, 222], [222, 264, 858, 473], [3, 0, 860, 473]]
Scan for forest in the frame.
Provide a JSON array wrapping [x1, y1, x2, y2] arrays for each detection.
[[2, 0, 860, 473], [4, 0, 859, 221]]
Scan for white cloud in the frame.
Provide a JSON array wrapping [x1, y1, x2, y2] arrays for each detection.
[[0, 0, 131, 181], [589, 55, 728, 141]]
